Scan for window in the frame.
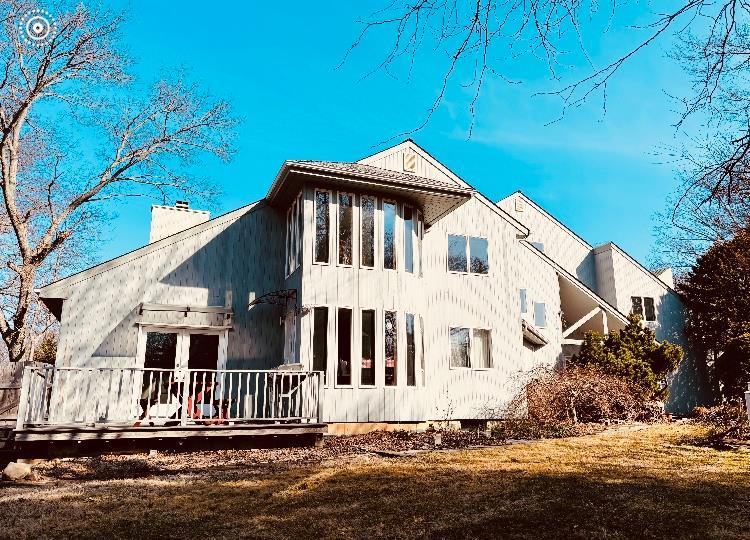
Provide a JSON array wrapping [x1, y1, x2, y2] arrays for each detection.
[[406, 313, 416, 386], [520, 289, 528, 314], [448, 234, 467, 272], [361, 195, 375, 268], [448, 235, 489, 274], [285, 193, 303, 275], [632, 296, 655, 321], [385, 311, 397, 386], [404, 206, 414, 273], [296, 193, 303, 264], [450, 327, 492, 369], [530, 241, 545, 253], [631, 296, 643, 317], [644, 297, 656, 321], [312, 307, 328, 381], [450, 327, 470, 368], [383, 201, 397, 270], [472, 329, 491, 369], [361, 309, 376, 385], [338, 193, 353, 265], [337, 308, 352, 385], [314, 190, 330, 263], [417, 211, 424, 276], [469, 237, 489, 274], [534, 302, 547, 328]]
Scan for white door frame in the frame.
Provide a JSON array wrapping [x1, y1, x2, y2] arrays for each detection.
[[136, 326, 229, 371]]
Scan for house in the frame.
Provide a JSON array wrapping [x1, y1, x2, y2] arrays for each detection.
[[16, 140, 711, 446]]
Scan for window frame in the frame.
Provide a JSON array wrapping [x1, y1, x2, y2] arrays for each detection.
[[313, 188, 332, 265], [360, 308, 377, 387], [384, 310, 398, 386], [382, 199, 398, 271], [336, 191, 355, 267], [448, 326, 493, 370], [335, 305, 354, 388], [643, 297, 656, 322], [468, 236, 490, 275], [311, 306, 329, 384], [447, 234, 489, 276], [403, 205, 415, 274], [284, 191, 303, 278], [405, 312, 417, 387], [631, 296, 644, 318], [447, 234, 469, 273], [360, 194, 377, 270]]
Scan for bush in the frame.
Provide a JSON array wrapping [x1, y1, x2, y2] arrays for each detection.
[[714, 333, 750, 401], [506, 366, 645, 425], [693, 401, 750, 440]]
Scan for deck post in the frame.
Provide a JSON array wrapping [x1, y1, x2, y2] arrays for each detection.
[[316, 371, 324, 423], [15, 366, 32, 431]]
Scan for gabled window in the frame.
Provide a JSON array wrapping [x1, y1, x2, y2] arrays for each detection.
[[314, 190, 330, 263], [448, 235, 467, 272], [644, 297, 656, 322], [632, 296, 656, 321], [530, 241, 545, 253], [361, 195, 376, 268], [469, 237, 489, 274], [631, 296, 643, 317], [338, 193, 353, 265], [448, 234, 489, 274], [534, 302, 547, 328], [383, 201, 397, 270]]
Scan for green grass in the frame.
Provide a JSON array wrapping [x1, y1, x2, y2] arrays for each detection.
[[2, 424, 750, 539]]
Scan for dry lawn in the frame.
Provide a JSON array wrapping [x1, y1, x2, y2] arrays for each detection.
[[1, 423, 749, 539]]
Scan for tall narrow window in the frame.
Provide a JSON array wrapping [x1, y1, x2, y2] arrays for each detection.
[[417, 211, 423, 276], [469, 237, 489, 274], [419, 315, 425, 385], [296, 193, 303, 265], [472, 329, 491, 369], [644, 297, 656, 321], [631, 296, 643, 317], [361, 195, 375, 268], [285, 208, 292, 275], [448, 234, 467, 272], [361, 309, 376, 385], [404, 206, 414, 273], [337, 308, 352, 385], [406, 313, 416, 386], [312, 307, 328, 382], [314, 190, 330, 263], [383, 201, 397, 269], [338, 193, 353, 265], [385, 311, 397, 386], [450, 327, 470, 368], [291, 198, 299, 269], [534, 302, 547, 328], [520, 289, 528, 314]]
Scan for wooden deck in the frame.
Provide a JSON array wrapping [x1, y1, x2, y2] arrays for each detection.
[[6, 422, 327, 459]]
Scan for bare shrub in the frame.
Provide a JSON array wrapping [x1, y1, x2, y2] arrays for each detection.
[[693, 402, 750, 441], [507, 366, 644, 425]]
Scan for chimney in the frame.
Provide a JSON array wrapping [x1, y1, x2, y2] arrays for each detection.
[[149, 201, 210, 243]]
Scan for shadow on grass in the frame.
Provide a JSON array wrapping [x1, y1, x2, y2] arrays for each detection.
[[2, 451, 750, 539]]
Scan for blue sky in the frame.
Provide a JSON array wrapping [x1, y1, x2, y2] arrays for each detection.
[[95, 1, 693, 266]]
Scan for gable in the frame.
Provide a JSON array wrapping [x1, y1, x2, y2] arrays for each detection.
[[358, 140, 470, 189]]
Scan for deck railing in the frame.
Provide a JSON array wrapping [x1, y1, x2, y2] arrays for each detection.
[[16, 366, 323, 429]]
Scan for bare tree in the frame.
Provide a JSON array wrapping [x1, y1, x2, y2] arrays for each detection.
[[345, 2, 750, 242], [0, 1, 236, 363]]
